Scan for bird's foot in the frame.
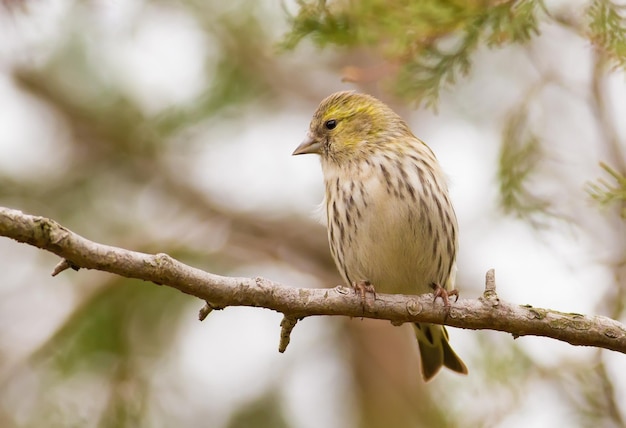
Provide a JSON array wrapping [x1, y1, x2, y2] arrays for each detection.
[[431, 283, 459, 310], [353, 280, 376, 309]]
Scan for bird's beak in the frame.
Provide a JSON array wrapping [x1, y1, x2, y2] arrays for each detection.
[[292, 133, 322, 155]]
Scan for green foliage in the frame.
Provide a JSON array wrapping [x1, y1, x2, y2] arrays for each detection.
[[227, 392, 290, 428], [19, 278, 193, 427], [497, 107, 549, 223], [588, 0, 626, 70], [588, 162, 626, 218], [282, 0, 545, 106], [34, 279, 190, 374], [280, 0, 356, 49], [486, 0, 545, 46]]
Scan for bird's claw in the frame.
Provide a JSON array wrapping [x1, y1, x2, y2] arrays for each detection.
[[431, 283, 459, 309], [353, 280, 376, 309]]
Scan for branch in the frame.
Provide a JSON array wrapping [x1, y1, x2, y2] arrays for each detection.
[[1, 206, 625, 354]]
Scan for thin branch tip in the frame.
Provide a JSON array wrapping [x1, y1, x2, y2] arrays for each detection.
[[198, 301, 224, 321], [481, 268, 499, 305], [51, 259, 80, 276], [278, 315, 299, 353], [198, 302, 213, 321], [485, 269, 496, 291]]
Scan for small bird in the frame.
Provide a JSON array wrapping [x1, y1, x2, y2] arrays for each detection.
[[293, 91, 468, 381]]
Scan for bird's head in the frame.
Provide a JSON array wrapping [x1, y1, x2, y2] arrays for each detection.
[[293, 91, 411, 164]]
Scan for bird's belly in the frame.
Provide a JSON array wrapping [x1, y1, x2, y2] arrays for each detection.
[[341, 193, 438, 295]]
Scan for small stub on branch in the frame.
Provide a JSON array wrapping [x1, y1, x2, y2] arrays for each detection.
[[198, 301, 225, 321], [406, 298, 423, 316], [51, 259, 80, 276], [198, 302, 214, 321], [334, 285, 351, 295], [278, 315, 299, 353], [481, 268, 499, 306]]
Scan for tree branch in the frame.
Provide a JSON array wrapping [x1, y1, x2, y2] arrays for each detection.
[[1, 206, 625, 353]]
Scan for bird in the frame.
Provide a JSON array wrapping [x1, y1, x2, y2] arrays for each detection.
[[292, 91, 468, 381]]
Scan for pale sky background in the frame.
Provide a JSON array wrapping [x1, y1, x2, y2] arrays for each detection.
[[0, 1, 625, 427]]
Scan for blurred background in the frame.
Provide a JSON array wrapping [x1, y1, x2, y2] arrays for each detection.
[[0, 0, 625, 427]]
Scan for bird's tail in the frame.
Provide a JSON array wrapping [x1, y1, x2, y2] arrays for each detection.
[[413, 323, 468, 382]]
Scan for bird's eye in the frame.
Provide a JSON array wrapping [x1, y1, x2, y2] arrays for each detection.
[[324, 119, 337, 130]]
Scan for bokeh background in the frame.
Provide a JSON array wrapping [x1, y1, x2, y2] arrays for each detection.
[[1, 0, 625, 427]]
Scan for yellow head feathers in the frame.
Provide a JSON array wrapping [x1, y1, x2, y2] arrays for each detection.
[[293, 91, 413, 162]]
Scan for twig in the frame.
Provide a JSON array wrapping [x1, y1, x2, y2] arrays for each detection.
[[279, 315, 299, 353], [1, 206, 625, 353], [51, 259, 80, 276]]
